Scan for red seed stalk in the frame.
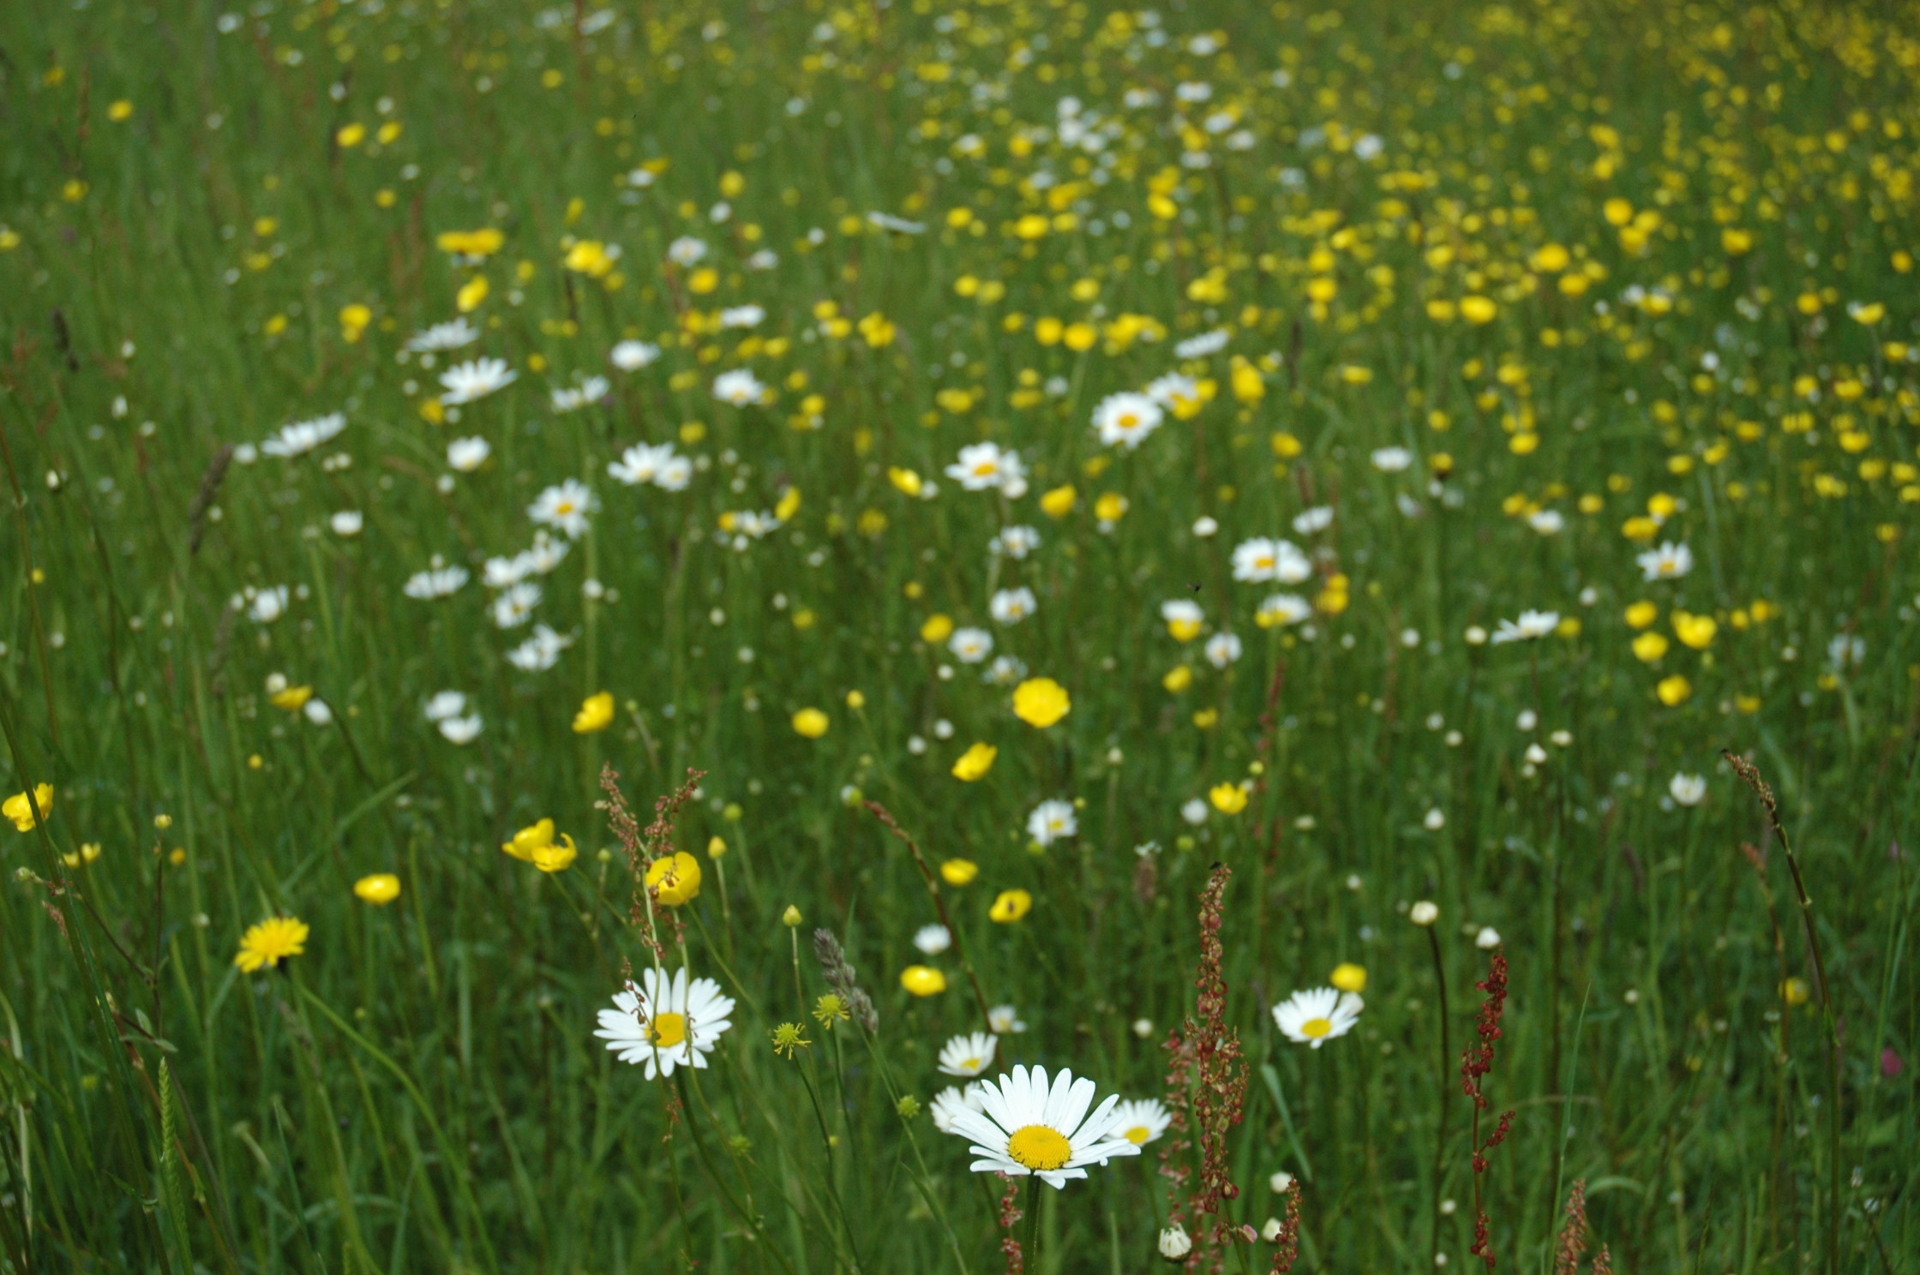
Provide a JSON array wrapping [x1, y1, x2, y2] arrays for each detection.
[[1161, 864, 1251, 1270], [1461, 950, 1515, 1269], [996, 1175, 1025, 1275], [1268, 1178, 1303, 1273]]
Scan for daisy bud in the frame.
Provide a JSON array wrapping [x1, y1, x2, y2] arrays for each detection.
[[782, 904, 802, 927], [1410, 900, 1440, 926], [1158, 1224, 1193, 1261], [1475, 926, 1503, 949]]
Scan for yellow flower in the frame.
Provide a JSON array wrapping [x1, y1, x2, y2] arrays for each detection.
[[573, 691, 615, 733], [1672, 612, 1718, 650], [1459, 295, 1498, 324], [1330, 963, 1368, 993], [62, 842, 103, 869], [1656, 675, 1692, 707], [1012, 677, 1071, 728], [1209, 783, 1249, 815], [269, 685, 313, 712], [502, 819, 578, 873], [353, 873, 402, 905], [920, 613, 955, 643], [900, 965, 948, 996], [1094, 492, 1129, 522], [646, 852, 703, 906], [336, 122, 367, 148], [940, 858, 979, 886], [1780, 977, 1810, 1007], [107, 99, 134, 122], [3, 784, 54, 832], [951, 742, 998, 782], [1163, 665, 1194, 693], [1624, 601, 1658, 629], [1040, 484, 1078, 518], [1722, 228, 1753, 255], [990, 889, 1033, 923], [456, 275, 490, 313], [792, 707, 830, 738], [234, 917, 309, 972], [1632, 631, 1670, 662], [339, 303, 372, 344]]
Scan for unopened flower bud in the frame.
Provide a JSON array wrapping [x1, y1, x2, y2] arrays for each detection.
[[1410, 900, 1440, 926], [782, 904, 802, 927], [1158, 1223, 1192, 1261]]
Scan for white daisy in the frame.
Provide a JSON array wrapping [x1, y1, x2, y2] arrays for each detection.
[[1371, 446, 1413, 472], [983, 654, 1028, 686], [406, 318, 480, 353], [447, 437, 491, 472], [1091, 391, 1164, 450], [666, 236, 709, 266], [551, 376, 610, 413], [1231, 537, 1311, 584], [913, 924, 952, 955], [1668, 772, 1706, 806], [945, 442, 1027, 495], [483, 553, 531, 589], [1490, 610, 1560, 644], [930, 1083, 988, 1134], [527, 479, 597, 540], [949, 627, 994, 663], [718, 305, 766, 328], [422, 690, 468, 722], [439, 357, 517, 405], [1528, 509, 1565, 535], [991, 525, 1041, 559], [1146, 372, 1203, 410], [1257, 593, 1312, 628], [593, 967, 736, 1081], [941, 1065, 1142, 1189], [438, 714, 484, 744], [1174, 329, 1230, 359], [607, 441, 682, 488], [491, 582, 541, 628], [1636, 541, 1693, 581], [1292, 506, 1334, 535], [1026, 799, 1077, 847], [506, 623, 573, 671], [988, 1005, 1028, 1034], [937, 1031, 998, 1078], [712, 368, 767, 406], [330, 510, 363, 537], [1205, 632, 1243, 668], [989, 587, 1037, 625], [521, 531, 570, 574], [1828, 633, 1865, 669], [656, 455, 693, 491], [1271, 987, 1363, 1049], [610, 339, 661, 371], [261, 413, 347, 459], [245, 585, 290, 624], [404, 565, 470, 600], [1109, 1097, 1171, 1147]]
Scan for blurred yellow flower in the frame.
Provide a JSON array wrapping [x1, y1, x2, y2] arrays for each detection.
[[792, 708, 830, 738], [940, 858, 979, 886], [1209, 783, 1249, 815], [573, 692, 615, 733], [354, 874, 402, 905], [901, 965, 948, 996], [921, 613, 955, 643], [4, 784, 54, 832], [990, 889, 1033, 923], [646, 852, 702, 905], [951, 742, 997, 781], [1780, 977, 1810, 1007], [269, 685, 313, 712], [62, 842, 102, 869], [1012, 677, 1071, 728], [456, 275, 489, 312], [1656, 675, 1693, 707], [1673, 613, 1717, 650], [339, 303, 372, 343], [1040, 484, 1078, 518], [1330, 963, 1367, 993], [1625, 601, 1658, 629], [234, 917, 308, 972]]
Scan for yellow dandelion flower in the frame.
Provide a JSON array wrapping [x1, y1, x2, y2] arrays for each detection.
[[234, 917, 309, 972]]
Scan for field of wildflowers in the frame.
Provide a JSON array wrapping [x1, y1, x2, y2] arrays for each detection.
[[2, 0, 1917, 1270]]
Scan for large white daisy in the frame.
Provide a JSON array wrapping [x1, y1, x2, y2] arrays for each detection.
[[594, 967, 736, 1080], [1271, 986, 1363, 1049], [937, 1031, 998, 1078], [941, 1064, 1141, 1189]]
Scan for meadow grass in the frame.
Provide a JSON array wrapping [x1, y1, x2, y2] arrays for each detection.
[[0, 0, 1917, 1270]]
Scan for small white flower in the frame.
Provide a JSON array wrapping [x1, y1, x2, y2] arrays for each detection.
[[447, 437, 491, 472], [990, 587, 1037, 625], [1490, 611, 1560, 644], [1026, 799, 1078, 846], [1476, 927, 1503, 950], [937, 1031, 998, 1077], [406, 318, 480, 353], [718, 304, 766, 328], [1232, 537, 1311, 584], [987, 1004, 1028, 1034], [491, 582, 541, 628], [439, 357, 517, 405], [1410, 900, 1440, 926], [913, 924, 952, 955], [528, 479, 597, 539], [438, 713, 484, 744], [1271, 987, 1363, 1049], [1180, 798, 1209, 826], [404, 565, 470, 599], [1292, 506, 1334, 535], [245, 586, 290, 623], [930, 1083, 988, 1134], [1091, 391, 1164, 450], [1371, 446, 1413, 472], [1668, 773, 1707, 806], [1204, 632, 1243, 668], [666, 236, 709, 266], [506, 623, 573, 671], [261, 413, 346, 459], [330, 510, 364, 537], [610, 339, 661, 371], [946, 442, 1026, 496], [1110, 1098, 1171, 1147], [1174, 329, 1230, 359], [1636, 542, 1693, 581], [1257, 593, 1312, 627], [991, 525, 1041, 559], [1158, 1223, 1194, 1261], [948, 627, 994, 664], [712, 368, 767, 406], [1527, 509, 1565, 535], [423, 690, 468, 722], [551, 376, 610, 413]]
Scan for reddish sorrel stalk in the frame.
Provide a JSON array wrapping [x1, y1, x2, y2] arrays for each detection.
[[1159, 864, 1252, 1271], [1268, 1177, 1304, 1273], [1554, 1178, 1613, 1275], [996, 1175, 1025, 1275], [1461, 950, 1515, 1269]]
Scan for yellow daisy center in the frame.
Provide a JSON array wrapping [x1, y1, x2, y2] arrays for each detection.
[[1007, 1125, 1072, 1172], [1125, 1125, 1152, 1145], [1256, 555, 1275, 569], [1118, 413, 1138, 429], [555, 500, 576, 515], [972, 461, 998, 477], [649, 1012, 689, 1048], [961, 1057, 982, 1071], [1301, 1016, 1333, 1039]]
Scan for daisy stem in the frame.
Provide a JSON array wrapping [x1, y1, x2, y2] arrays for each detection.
[[1022, 1175, 1041, 1268]]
